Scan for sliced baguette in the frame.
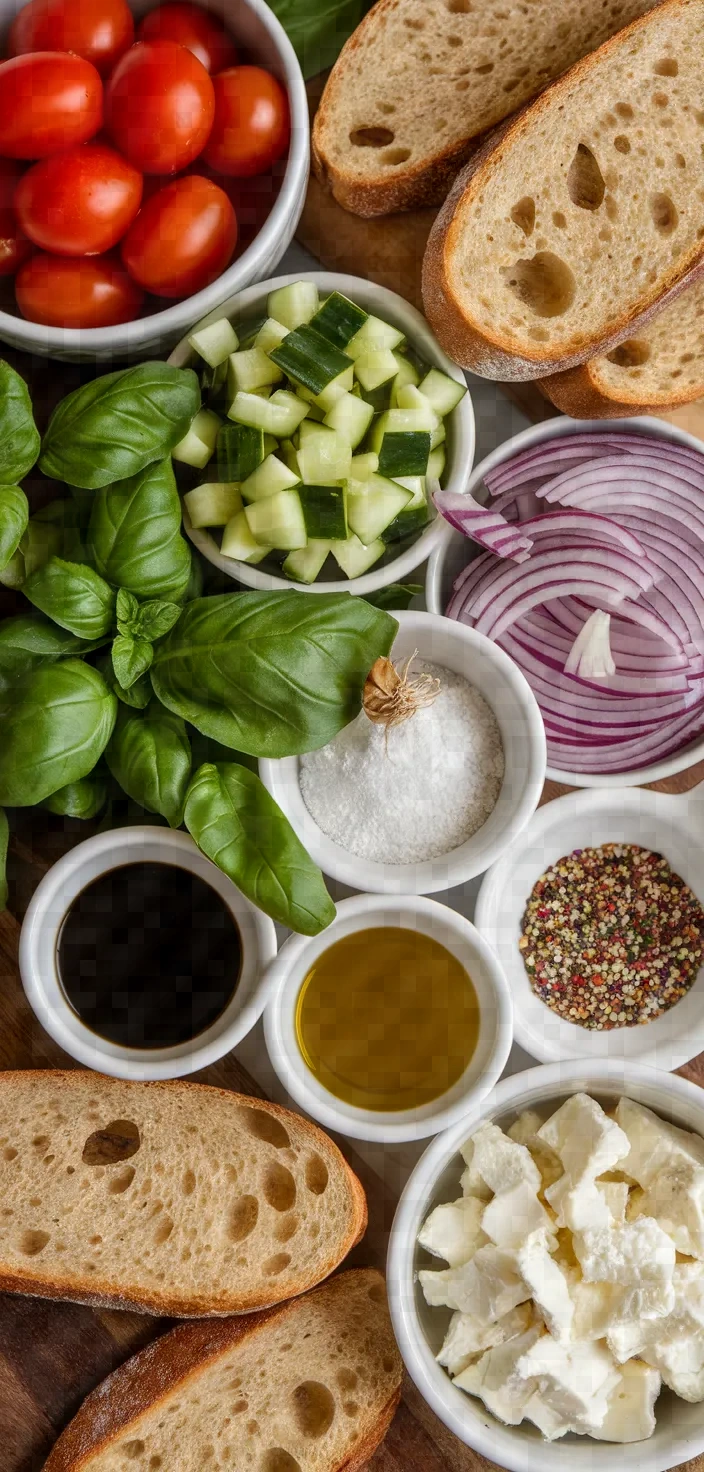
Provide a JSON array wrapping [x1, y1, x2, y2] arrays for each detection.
[[43, 1269, 403, 1472], [313, 0, 659, 218], [0, 1071, 366, 1316], [540, 277, 704, 414], [422, 0, 704, 380]]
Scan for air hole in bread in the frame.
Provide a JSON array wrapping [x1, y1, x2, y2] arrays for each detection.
[[343, 1401, 360, 1416], [264, 1252, 291, 1276], [651, 192, 678, 233], [614, 135, 631, 154], [381, 147, 411, 165], [3, 1148, 17, 1161], [378, 102, 395, 115], [89, 1234, 102, 1245], [82, 1119, 140, 1165], [232, 1399, 248, 1414], [349, 126, 395, 149], [567, 144, 605, 210], [607, 338, 651, 367], [475, 62, 494, 74], [448, 34, 462, 47], [32, 1135, 50, 1150], [121, 1442, 145, 1460], [19, 1229, 50, 1256], [503, 77, 523, 93], [447, 0, 472, 9], [404, 15, 424, 28], [239, 1108, 291, 1150], [510, 197, 535, 236], [275, 1213, 299, 1243], [552, 211, 566, 229], [261, 1452, 302, 1472], [263, 1163, 296, 1212], [605, 195, 619, 221], [182, 1169, 195, 1197], [654, 57, 678, 75], [154, 1216, 173, 1245], [503, 251, 575, 317], [149, 1458, 162, 1469], [456, 80, 470, 91], [305, 1154, 329, 1195], [292, 1381, 335, 1439], [675, 152, 686, 168], [653, 92, 669, 108], [615, 102, 634, 120], [108, 1165, 136, 1194], [337, 1368, 358, 1390], [229, 1194, 259, 1241]]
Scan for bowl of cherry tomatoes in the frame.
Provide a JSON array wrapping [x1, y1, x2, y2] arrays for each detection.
[[0, 0, 309, 358]]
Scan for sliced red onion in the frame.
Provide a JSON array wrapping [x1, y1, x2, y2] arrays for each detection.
[[432, 489, 533, 561]]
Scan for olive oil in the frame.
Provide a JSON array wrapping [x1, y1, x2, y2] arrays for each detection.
[[295, 926, 480, 1112]]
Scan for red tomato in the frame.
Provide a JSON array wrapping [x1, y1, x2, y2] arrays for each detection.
[[8, 0, 134, 76], [0, 159, 31, 275], [203, 66, 289, 178], [15, 251, 143, 327], [121, 173, 236, 296], [0, 54, 103, 160], [15, 144, 143, 256], [136, 3, 237, 74], [106, 40, 215, 175]]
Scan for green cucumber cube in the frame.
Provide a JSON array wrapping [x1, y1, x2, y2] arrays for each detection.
[[245, 489, 307, 550], [332, 534, 385, 578], [390, 351, 420, 406], [188, 317, 239, 368], [218, 422, 266, 481], [227, 346, 283, 396], [427, 445, 446, 480], [283, 540, 332, 584], [270, 326, 354, 396], [184, 481, 242, 529], [346, 313, 404, 360], [299, 484, 348, 541], [394, 475, 427, 508], [382, 502, 432, 545], [395, 383, 436, 415], [254, 316, 290, 354], [279, 438, 301, 476], [298, 426, 351, 486], [267, 281, 319, 330], [171, 408, 221, 468], [221, 510, 268, 564], [431, 421, 446, 451], [323, 390, 374, 449], [310, 291, 368, 348], [350, 451, 379, 480], [346, 473, 412, 544], [418, 367, 467, 417], [354, 347, 399, 393], [267, 390, 310, 437], [370, 405, 437, 453], [378, 430, 431, 478], [241, 454, 300, 503]]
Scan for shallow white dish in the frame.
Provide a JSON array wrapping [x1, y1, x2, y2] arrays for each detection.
[[259, 608, 546, 895], [474, 782, 704, 1069], [425, 414, 704, 788], [169, 271, 475, 596], [388, 1058, 704, 1472], [264, 892, 513, 1144], [19, 826, 277, 1080], [0, 0, 309, 360]]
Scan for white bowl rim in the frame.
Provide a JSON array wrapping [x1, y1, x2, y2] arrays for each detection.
[[0, 0, 309, 355], [388, 1057, 704, 1472], [259, 609, 547, 895], [19, 825, 278, 1080], [425, 412, 704, 787], [169, 270, 476, 595], [263, 891, 513, 1143]]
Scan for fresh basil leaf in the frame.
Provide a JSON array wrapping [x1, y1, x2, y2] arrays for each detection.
[[184, 762, 335, 935], [112, 632, 153, 690], [97, 652, 153, 710], [151, 592, 397, 758], [0, 515, 62, 589], [105, 704, 191, 828], [363, 582, 422, 611], [0, 807, 8, 911], [116, 588, 140, 633], [23, 557, 116, 639], [0, 659, 117, 807], [0, 361, 40, 485], [0, 486, 29, 573], [134, 599, 182, 641], [87, 457, 192, 601], [43, 771, 107, 820], [0, 614, 106, 693], [40, 362, 201, 490], [184, 553, 204, 602], [268, 0, 371, 76]]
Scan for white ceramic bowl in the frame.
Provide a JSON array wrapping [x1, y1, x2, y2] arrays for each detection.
[[260, 609, 546, 894], [388, 1058, 704, 1472], [425, 414, 704, 787], [263, 892, 513, 1143], [474, 781, 704, 1069], [0, 0, 309, 360], [19, 826, 277, 1079], [169, 271, 476, 596]]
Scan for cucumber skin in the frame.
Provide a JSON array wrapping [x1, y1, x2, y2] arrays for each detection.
[[382, 504, 433, 545], [299, 484, 348, 541], [217, 423, 265, 482], [270, 326, 353, 396], [310, 292, 368, 349], [378, 431, 431, 479]]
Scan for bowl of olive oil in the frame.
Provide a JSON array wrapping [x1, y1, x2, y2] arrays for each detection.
[[263, 892, 513, 1143]]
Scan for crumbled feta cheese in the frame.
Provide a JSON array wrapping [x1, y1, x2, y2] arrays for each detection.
[[516, 1333, 620, 1430], [418, 1195, 488, 1267], [516, 1231, 574, 1342], [547, 1176, 613, 1233], [590, 1360, 661, 1442], [575, 1218, 675, 1319], [469, 1122, 541, 1194], [523, 1391, 574, 1440], [419, 1244, 532, 1319], [638, 1160, 704, 1259], [481, 1180, 555, 1251], [437, 1302, 534, 1377], [539, 1094, 629, 1183], [643, 1338, 704, 1403], [615, 1097, 704, 1189], [453, 1326, 544, 1425], [459, 1136, 492, 1200], [508, 1111, 564, 1191], [569, 1272, 624, 1342]]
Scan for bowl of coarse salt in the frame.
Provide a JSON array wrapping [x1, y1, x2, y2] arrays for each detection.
[[259, 609, 546, 895]]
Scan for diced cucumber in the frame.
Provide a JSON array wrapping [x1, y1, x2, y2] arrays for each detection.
[[431, 421, 446, 451], [346, 473, 412, 544], [298, 426, 351, 486], [382, 502, 432, 544], [254, 317, 290, 354], [283, 541, 331, 584], [332, 534, 385, 578], [267, 281, 319, 331], [427, 445, 446, 480], [172, 408, 221, 468], [279, 438, 301, 476], [201, 356, 228, 403], [245, 489, 307, 550], [395, 383, 437, 416], [217, 422, 265, 481], [314, 367, 355, 411], [394, 475, 427, 508], [390, 351, 420, 406], [188, 317, 238, 368], [270, 326, 353, 396], [241, 454, 300, 503], [250, 385, 273, 399], [221, 510, 268, 564], [231, 388, 309, 438], [354, 347, 399, 393], [310, 291, 368, 348], [378, 430, 431, 478], [227, 346, 283, 396], [323, 391, 374, 449], [346, 313, 404, 360], [370, 405, 437, 452], [350, 451, 379, 480], [299, 484, 347, 541], [419, 367, 467, 417], [184, 481, 242, 529]]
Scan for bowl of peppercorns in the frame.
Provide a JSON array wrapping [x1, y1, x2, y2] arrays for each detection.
[[474, 781, 704, 1067]]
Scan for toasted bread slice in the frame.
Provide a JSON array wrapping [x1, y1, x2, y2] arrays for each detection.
[[540, 278, 704, 414], [43, 1269, 402, 1472], [313, 0, 658, 218], [422, 0, 704, 380], [0, 1071, 366, 1316]]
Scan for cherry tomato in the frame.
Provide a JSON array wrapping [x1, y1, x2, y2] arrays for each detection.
[[15, 144, 143, 256], [15, 251, 143, 327], [0, 159, 31, 276], [203, 66, 289, 178], [136, 2, 236, 74], [106, 40, 214, 175], [8, 0, 134, 76], [121, 173, 236, 297], [0, 54, 103, 160]]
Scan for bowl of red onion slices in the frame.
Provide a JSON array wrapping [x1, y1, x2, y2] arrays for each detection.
[[426, 416, 704, 786]]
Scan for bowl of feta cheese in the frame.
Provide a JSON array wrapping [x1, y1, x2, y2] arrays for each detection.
[[387, 1059, 704, 1472]]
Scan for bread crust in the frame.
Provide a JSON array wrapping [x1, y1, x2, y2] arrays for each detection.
[[540, 359, 704, 416], [42, 1269, 402, 1472], [422, 0, 704, 381], [0, 1071, 368, 1318]]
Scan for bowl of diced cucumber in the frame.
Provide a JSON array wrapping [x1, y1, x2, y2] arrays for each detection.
[[168, 272, 475, 592]]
